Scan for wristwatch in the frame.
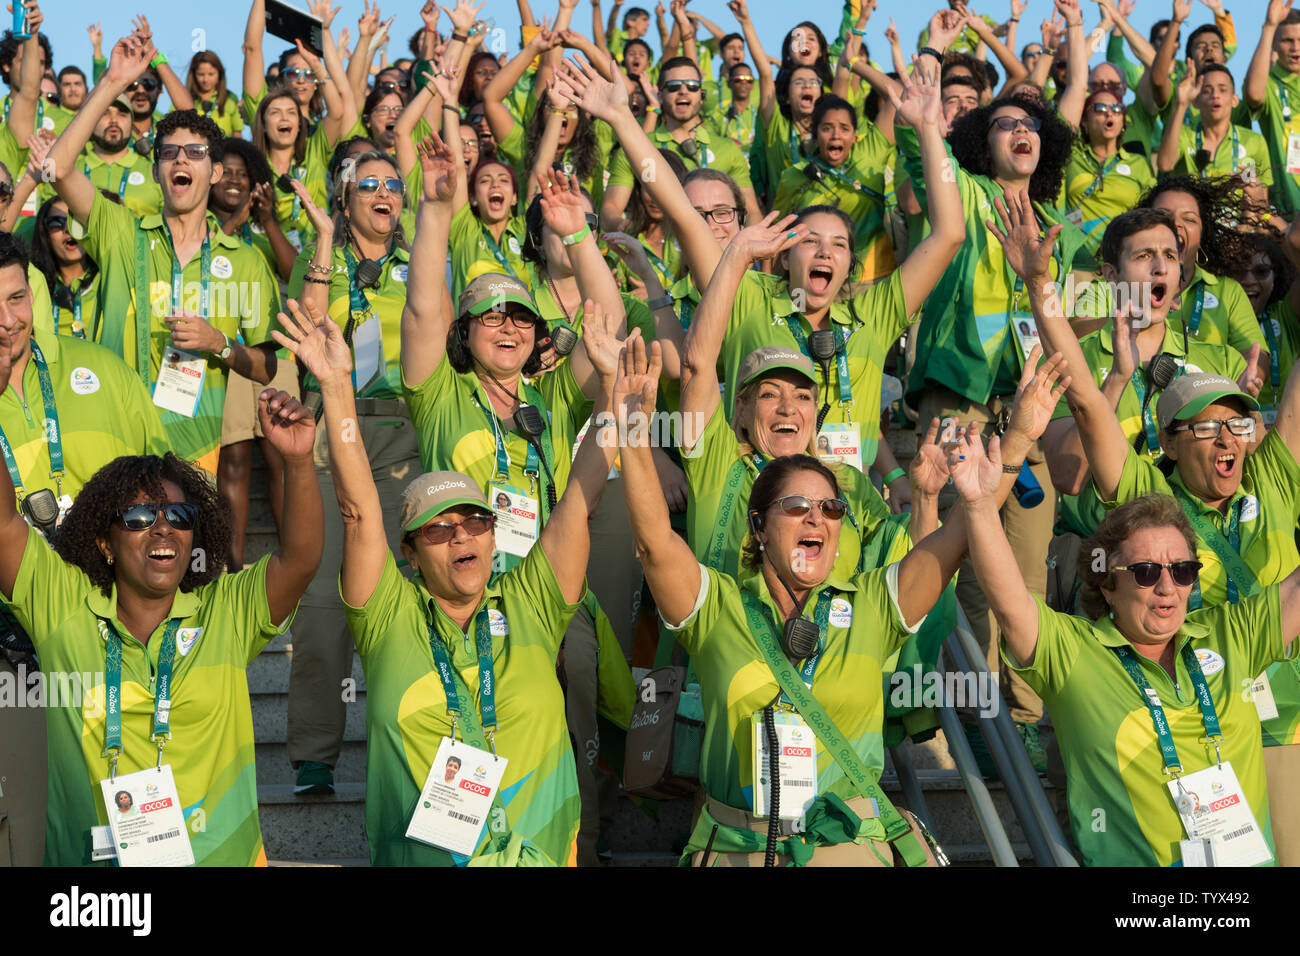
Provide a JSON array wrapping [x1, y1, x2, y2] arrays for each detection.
[[218, 334, 233, 361]]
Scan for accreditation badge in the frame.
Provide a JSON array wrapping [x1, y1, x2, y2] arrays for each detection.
[[99, 765, 195, 867], [405, 737, 508, 857], [1250, 672, 1280, 722], [1287, 132, 1300, 175], [1169, 762, 1272, 867], [1012, 315, 1043, 362], [817, 422, 861, 472], [350, 311, 385, 393], [1262, 403, 1278, 427], [1065, 208, 1084, 228], [489, 482, 540, 558], [753, 710, 819, 822], [153, 347, 206, 417]]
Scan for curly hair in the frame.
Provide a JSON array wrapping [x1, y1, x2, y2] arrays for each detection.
[[740, 455, 842, 572], [1138, 175, 1269, 279], [524, 89, 599, 189], [152, 110, 225, 164], [947, 97, 1075, 204], [0, 29, 51, 84], [1076, 493, 1196, 619], [1232, 232, 1294, 311], [54, 454, 231, 598]]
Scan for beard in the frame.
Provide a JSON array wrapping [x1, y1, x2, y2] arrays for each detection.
[[90, 129, 127, 154]]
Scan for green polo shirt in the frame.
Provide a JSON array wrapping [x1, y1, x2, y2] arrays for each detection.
[[706, 100, 759, 151], [0, 329, 170, 502], [721, 267, 911, 471], [1101, 438, 1300, 750], [195, 95, 245, 138], [50, 271, 102, 341], [448, 204, 529, 301], [1170, 267, 1265, 355], [1257, 300, 1300, 423], [78, 197, 279, 475], [1008, 588, 1290, 866], [681, 403, 890, 579], [1059, 142, 1156, 255], [75, 149, 163, 218], [287, 243, 409, 400], [9, 528, 292, 866], [345, 548, 580, 866], [665, 560, 922, 814], [1165, 122, 1272, 188], [753, 109, 808, 206], [607, 123, 752, 192], [1248, 64, 1300, 217], [241, 87, 332, 251]]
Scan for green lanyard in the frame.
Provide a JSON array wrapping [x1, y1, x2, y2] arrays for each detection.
[[678, 294, 694, 332], [343, 245, 391, 389], [3, 96, 43, 131], [426, 605, 500, 746], [1129, 368, 1164, 455], [99, 618, 182, 778], [1186, 284, 1206, 335], [473, 381, 553, 508], [750, 586, 834, 707], [166, 226, 212, 320], [1282, 83, 1293, 124], [1173, 488, 1256, 608], [788, 120, 804, 161], [1079, 152, 1123, 202], [784, 316, 853, 406], [1113, 643, 1223, 776], [84, 161, 131, 200], [1261, 309, 1282, 392], [0, 342, 65, 499], [810, 157, 885, 202], [479, 223, 521, 280], [1194, 124, 1239, 177], [642, 240, 674, 288], [52, 290, 87, 339]]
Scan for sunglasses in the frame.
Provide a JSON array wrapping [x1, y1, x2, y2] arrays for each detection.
[[126, 78, 160, 93], [377, 80, 409, 93], [731, 76, 754, 83], [1110, 560, 1203, 588], [356, 176, 405, 195], [1090, 102, 1124, 115], [45, 215, 68, 233], [157, 143, 211, 162], [1166, 417, 1256, 440], [413, 512, 495, 545], [281, 68, 317, 82], [770, 495, 849, 521], [988, 115, 1043, 133], [0, 182, 13, 202], [477, 311, 536, 329], [115, 501, 199, 532], [661, 79, 702, 93]]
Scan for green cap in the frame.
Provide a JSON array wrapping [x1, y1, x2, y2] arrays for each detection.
[[1156, 372, 1260, 431], [399, 471, 490, 532], [457, 273, 538, 319]]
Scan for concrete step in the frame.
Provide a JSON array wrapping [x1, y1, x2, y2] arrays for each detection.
[[246, 644, 366, 695], [250, 692, 368, 744], [258, 783, 369, 862], [255, 740, 368, 786]]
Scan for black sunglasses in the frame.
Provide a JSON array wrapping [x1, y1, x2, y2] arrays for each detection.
[[115, 501, 199, 532], [661, 79, 702, 93], [1111, 560, 1202, 588], [0, 182, 13, 202], [45, 215, 68, 232], [412, 512, 495, 545], [126, 78, 161, 93]]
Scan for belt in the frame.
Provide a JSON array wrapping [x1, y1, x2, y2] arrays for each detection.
[[705, 794, 879, 837], [304, 392, 409, 418]]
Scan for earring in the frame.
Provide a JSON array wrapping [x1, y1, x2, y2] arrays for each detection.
[[106, 555, 114, 565]]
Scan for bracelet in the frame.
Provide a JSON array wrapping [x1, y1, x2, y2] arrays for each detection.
[[451, 32, 469, 42], [150, 52, 168, 68], [919, 46, 944, 62], [647, 105, 661, 113], [846, 56, 862, 68], [307, 262, 332, 276], [882, 467, 906, 484], [560, 224, 592, 246], [443, 104, 461, 113], [1008, 17, 1019, 22], [1001, 462, 1023, 474], [851, 27, 868, 37], [647, 293, 674, 310], [303, 275, 331, 285]]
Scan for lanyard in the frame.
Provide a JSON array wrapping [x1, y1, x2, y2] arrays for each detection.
[[810, 157, 885, 202], [84, 161, 131, 199], [166, 226, 212, 319], [1195, 124, 1239, 177], [427, 605, 499, 746], [788, 120, 804, 161], [1282, 82, 1293, 124], [476, 390, 536, 480], [1113, 643, 1223, 776], [53, 289, 87, 339], [642, 240, 674, 288], [0, 342, 65, 499], [1173, 488, 1255, 608], [1261, 310, 1282, 391], [1129, 368, 1163, 455], [1186, 283, 1205, 335], [784, 316, 853, 407], [752, 586, 835, 707], [99, 617, 182, 777], [1079, 151, 1122, 202], [479, 223, 521, 280], [4, 96, 43, 130], [678, 294, 694, 331]]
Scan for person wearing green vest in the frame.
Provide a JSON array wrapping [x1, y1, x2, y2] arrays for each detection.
[[0, 231, 171, 867], [1243, 4, 1300, 219], [1228, 231, 1300, 428], [284, 150, 419, 797]]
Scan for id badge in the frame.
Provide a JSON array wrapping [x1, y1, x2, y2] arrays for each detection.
[[152, 347, 206, 417], [489, 482, 540, 558], [1262, 404, 1278, 427], [1012, 315, 1043, 362], [405, 736, 508, 857], [286, 228, 302, 252], [752, 710, 819, 821], [351, 312, 385, 393], [1168, 761, 1272, 867], [1250, 672, 1280, 722], [1286, 133, 1300, 175], [1065, 208, 1084, 228], [99, 765, 195, 867], [817, 422, 862, 472], [90, 824, 116, 861]]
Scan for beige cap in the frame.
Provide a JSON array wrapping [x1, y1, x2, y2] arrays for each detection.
[[1156, 372, 1259, 431], [457, 273, 538, 319], [736, 345, 818, 391], [398, 471, 490, 532]]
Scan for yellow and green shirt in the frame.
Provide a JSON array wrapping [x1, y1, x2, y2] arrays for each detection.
[[1165, 121, 1272, 188], [607, 123, 753, 193], [1247, 63, 1300, 218], [195, 95, 245, 138], [1059, 142, 1155, 256], [1257, 299, 1300, 423], [1170, 267, 1266, 355], [448, 203, 529, 301], [76, 149, 164, 219]]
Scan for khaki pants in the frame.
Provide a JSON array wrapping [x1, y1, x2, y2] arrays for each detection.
[[1264, 743, 1300, 867], [688, 796, 939, 867], [287, 399, 421, 767], [561, 607, 603, 867], [917, 387, 1053, 725], [0, 657, 47, 865]]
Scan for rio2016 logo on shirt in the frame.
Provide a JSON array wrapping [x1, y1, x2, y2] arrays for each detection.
[[391, 264, 408, 283], [70, 367, 100, 395], [1195, 648, 1226, 677], [210, 256, 234, 280]]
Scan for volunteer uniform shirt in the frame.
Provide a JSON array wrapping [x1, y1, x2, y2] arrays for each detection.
[[606, 124, 753, 194], [287, 244, 409, 400], [1166, 122, 1272, 187], [241, 87, 333, 251], [1248, 64, 1300, 218], [195, 96, 245, 138], [706, 100, 759, 151], [1059, 141, 1155, 255], [1100, 437, 1300, 749], [665, 561, 922, 812], [78, 198, 279, 475], [50, 271, 102, 342], [74, 149, 164, 218], [0, 329, 170, 501], [345, 549, 581, 866], [448, 204, 529, 301], [1008, 589, 1290, 866], [721, 268, 911, 471], [1257, 300, 1300, 422], [1169, 267, 1265, 354], [681, 402, 889, 579], [752, 109, 807, 205], [8, 530, 291, 866]]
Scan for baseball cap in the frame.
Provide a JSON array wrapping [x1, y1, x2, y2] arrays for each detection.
[[457, 273, 538, 319], [1156, 372, 1260, 431], [736, 345, 817, 391], [399, 472, 490, 532], [108, 95, 133, 115]]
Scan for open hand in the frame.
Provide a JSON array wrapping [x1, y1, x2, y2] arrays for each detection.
[[1005, 345, 1071, 444], [987, 188, 1062, 283], [270, 297, 353, 385], [259, 389, 316, 460]]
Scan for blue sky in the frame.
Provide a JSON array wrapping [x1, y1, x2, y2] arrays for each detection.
[[37, 1, 1273, 98]]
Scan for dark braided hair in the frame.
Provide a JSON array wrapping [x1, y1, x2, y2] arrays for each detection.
[[1138, 174, 1269, 279], [947, 96, 1075, 204], [54, 454, 231, 597]]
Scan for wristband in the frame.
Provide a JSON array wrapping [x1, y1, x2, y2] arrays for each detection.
[[851, 27, 868, 37], [150, 52, 168, 68], [303, 275, 331, 285], [846, 56, 862, 68], [451, 32, 469, 42], [1001, 462, 1023, 474], [919, 46, 944, 62], [1008, 17, 1019, 22], [443, 104, 461, 113], [882, 467, 906, 484], [561, 225, 592, 246], [647, 293, 674, 310]]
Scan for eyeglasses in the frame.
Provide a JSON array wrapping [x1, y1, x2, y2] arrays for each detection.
[[988, 115, 1043, 133], [1110, 560, 1203, 588], [697, 205, 737, 224], [115, 501, 199, 532], [1166, 417, 1256, 440], [661, 79, 702, 93], [477, 311, 537, 329], [413, 512, 495, 545], [126, 78, 160, 93], [281, 68, 317, 82], [1024, 48, 1044, 57], [356, 176, 405, 195], [1090, 102, 1124, 115], [158, 143, 211, 162], [790, 78, 822, 89], [1089, 80, 1125, 94], [467, 113, 486, 124], [45, 215, 68, 233], [376, 80, 409, 93], [769, 495, 849, 521], [0, 182, 14, 202], [370, 104, 404, 116]]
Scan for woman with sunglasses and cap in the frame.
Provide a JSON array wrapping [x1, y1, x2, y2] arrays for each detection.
[[0, 307, 323, 864]]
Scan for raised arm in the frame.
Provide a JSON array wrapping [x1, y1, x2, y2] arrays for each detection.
[[242, 0, 268, 103], [483, 29, 554, 146], [1054, 0, 1090, 127], [671, 1, 698, 65], [1150, 0, 1191, 110], [728, 0, 775, 127], [0, 327, 37, 599], [967, 8, 1031, 89], [304, 2, 356, 148], [349, 1, 386, 104], [1272, 318, 1300, 453], [1245, 0, 1293, 110], [400, 135, 458, 386], [133, 16, 192, 111], [288, 181, 336, 318], [1156, 61, 1196, 172], [7, 1, 43, 140], [1099, 0, 1157, 67]]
